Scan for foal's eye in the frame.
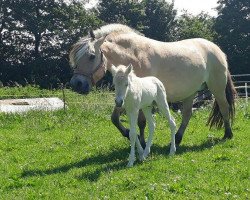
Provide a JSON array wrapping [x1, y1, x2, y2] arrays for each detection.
[[125, 83, 128, 87], [89, 54, 95, 61]]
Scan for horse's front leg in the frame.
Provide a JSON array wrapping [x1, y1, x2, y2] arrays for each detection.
[[175, 94, 196, 146], [138, 110, 146, 149], [111, 107, 146, 149], [111, 107, 129, 139], [127, 110, 140, 167]]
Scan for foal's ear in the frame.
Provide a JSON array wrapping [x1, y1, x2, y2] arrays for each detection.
[[126, 64, 133, 75], [89, 29, 95, 40], [110, 65, 117, 75]]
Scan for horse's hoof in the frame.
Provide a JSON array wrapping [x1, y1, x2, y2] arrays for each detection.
[[223, 129, 233, 140], [139, 137, 146, 149], [125, 129, 130, 139], [175, 134, 182, 146]]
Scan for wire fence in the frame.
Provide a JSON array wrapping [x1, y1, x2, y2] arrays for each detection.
[[0, 74, 249, 114]]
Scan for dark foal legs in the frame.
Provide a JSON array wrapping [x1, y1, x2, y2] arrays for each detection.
[[175, 94, 195, 146], [111, 107, 146, 148]]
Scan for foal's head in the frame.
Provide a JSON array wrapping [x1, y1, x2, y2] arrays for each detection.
[[111, 64, 133, 107]]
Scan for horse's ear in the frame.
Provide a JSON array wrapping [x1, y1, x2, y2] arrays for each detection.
[[110, 64, 117, 75], [126, 64, 133, 75], [89, 29, 95, 40]]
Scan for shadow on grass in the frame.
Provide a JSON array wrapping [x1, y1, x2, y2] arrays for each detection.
[[152, 137, 224, 155], [21, 137, 225, 181], [21, 147, 129, 180]]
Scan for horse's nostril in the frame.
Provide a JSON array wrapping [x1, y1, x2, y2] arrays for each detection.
[[77, 81, 82, 88]]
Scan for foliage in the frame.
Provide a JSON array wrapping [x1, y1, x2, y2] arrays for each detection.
[[98, 0, 177, 41], [0, 0, 249, 87], [143, 0, 177, 41], [175, 12, 217, 41], [98, 0, 145, 31], [214, 0, 250, 75], [0, 87, 249, 198], [0, 0, 101, 87]]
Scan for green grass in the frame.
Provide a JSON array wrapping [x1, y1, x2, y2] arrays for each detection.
[[0, 86, 249, 199]]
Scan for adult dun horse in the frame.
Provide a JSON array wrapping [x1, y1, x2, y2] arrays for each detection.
[[69, 24, 236, 148]]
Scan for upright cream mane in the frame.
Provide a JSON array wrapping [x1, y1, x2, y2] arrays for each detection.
[[69, 24, 137, 67]]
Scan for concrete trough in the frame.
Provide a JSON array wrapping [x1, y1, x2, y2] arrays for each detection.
[[0, 97, 65, 113]]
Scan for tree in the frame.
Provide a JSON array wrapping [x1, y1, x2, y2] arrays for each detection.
[[214, 0, 250, 75], [0, 0, 101, 87], [175, 12, 217, 41], [143, 0, 177, 41], [98, 0, 145, 31]]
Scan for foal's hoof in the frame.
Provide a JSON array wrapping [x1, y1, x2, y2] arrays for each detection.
[[127, 162, 134, 167]]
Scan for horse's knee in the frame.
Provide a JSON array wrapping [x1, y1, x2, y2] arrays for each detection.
[[111, 112, 119, 125]]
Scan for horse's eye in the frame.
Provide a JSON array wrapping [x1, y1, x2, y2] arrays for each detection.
[[125, 83, 128, 87], [89, 54, 95, 60]]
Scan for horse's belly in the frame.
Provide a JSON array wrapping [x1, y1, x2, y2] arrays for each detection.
[[155, 65, 206, 102]]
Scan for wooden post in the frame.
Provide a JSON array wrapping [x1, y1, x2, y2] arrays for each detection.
[[245, 82, 248, 105], [61, 84, 66, 112]]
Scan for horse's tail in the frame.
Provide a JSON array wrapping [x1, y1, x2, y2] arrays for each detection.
[[207, 70, 237, 129]]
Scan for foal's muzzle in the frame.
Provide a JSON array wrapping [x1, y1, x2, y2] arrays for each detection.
[[115, 98, 124, 107]]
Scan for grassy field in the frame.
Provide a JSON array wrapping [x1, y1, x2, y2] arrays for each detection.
[[0, 86, 249, 199]]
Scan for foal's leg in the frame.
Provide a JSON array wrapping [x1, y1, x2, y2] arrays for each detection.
[[175, 94, 196, 146], [127, 110, 141, 167], [157, 99, 177, 155], [142, 107, 155, 158]]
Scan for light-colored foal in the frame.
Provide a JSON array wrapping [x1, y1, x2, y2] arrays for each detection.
[[111, 64, 176, 167]]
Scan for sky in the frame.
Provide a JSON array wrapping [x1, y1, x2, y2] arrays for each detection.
[[85, 0, 219, 16], [170, 0, 218, 16]]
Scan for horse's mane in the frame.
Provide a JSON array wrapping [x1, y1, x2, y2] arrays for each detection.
[[69, 24, 138, 67], [93, 24, 139, 39]]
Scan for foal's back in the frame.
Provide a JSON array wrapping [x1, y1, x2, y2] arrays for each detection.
[[136, 76, 166, 108]]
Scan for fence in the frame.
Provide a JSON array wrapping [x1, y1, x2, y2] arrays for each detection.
[[232, 74, 249, 114], [0, 74, 249, 114]]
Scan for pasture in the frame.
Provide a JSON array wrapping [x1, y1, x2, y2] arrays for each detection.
[[0, 86, 249, 199]]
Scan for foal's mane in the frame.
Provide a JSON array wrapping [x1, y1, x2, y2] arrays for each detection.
[[69, 24, 138, 67], [115, 65, 136, 81]]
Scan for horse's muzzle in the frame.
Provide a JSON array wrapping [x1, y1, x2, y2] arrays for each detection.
[[70, 75, 90, 94]]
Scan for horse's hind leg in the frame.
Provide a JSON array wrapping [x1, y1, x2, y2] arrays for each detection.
[[175, 94, 196, 146], [207, 79, 233, 139]]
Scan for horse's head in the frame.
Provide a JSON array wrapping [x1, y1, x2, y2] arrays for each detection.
[[111, 64, 133, 107], [69, 30, 107, 94]]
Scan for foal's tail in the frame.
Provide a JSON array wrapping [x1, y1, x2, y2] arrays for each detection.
[[207, 70, 237, 129]]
